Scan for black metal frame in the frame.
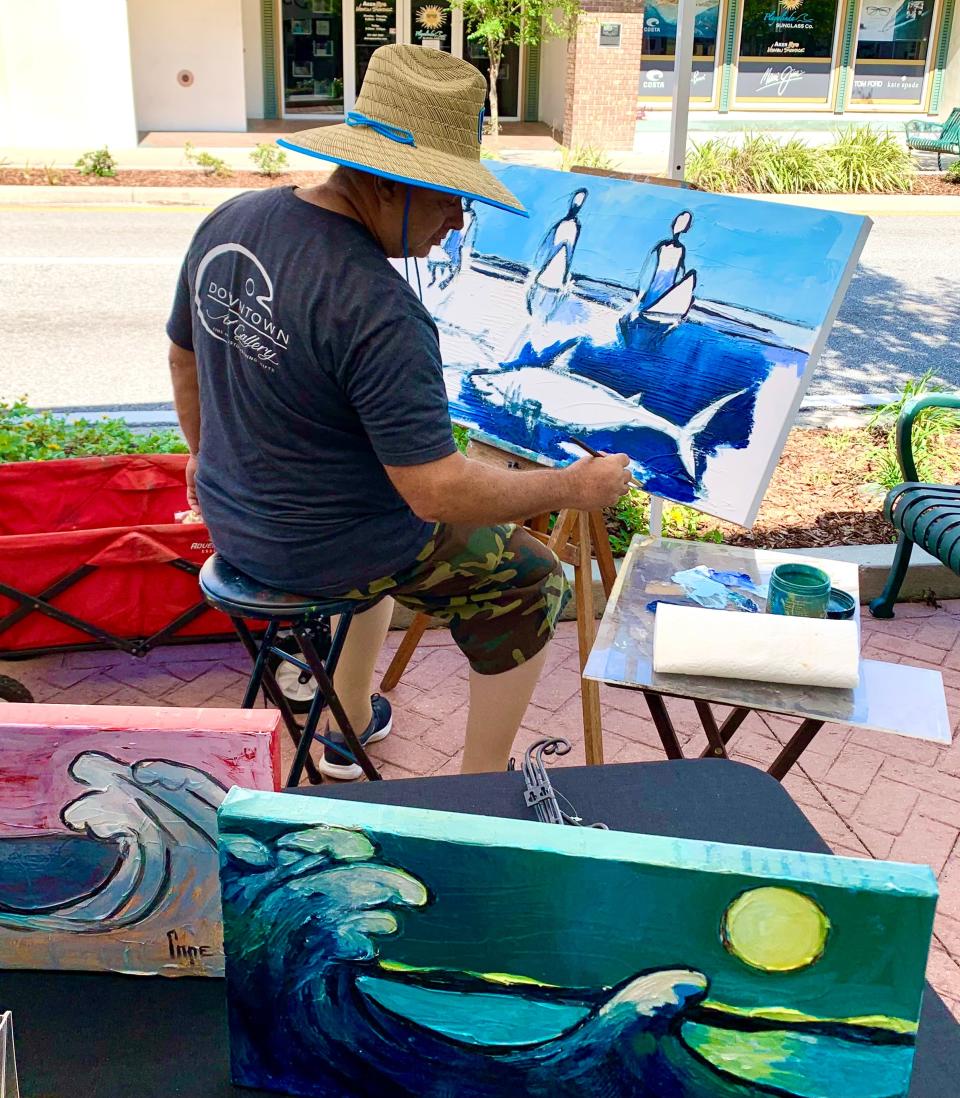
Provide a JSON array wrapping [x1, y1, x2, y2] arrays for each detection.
[[0, 557, 234, 660], [230, 614, 382, 787]]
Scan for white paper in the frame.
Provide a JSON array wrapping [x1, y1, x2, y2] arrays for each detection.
[[653, 604, 860, 689]]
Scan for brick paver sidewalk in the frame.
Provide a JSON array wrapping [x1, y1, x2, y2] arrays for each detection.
[[4, 600, 960, 1016]]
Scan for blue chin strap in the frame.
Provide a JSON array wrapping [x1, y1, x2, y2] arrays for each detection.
[[401, 186, 424, 303]]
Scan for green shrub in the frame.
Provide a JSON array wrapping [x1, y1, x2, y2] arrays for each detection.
[[823, 128, 913, 194], [606, 488, 724, 553], [560, 145, 616, 172], [946, 159, 960, 183], [0, 400, 187, 463], [184, 142, 233, 178], [866, 371, 960, 490], [452, 424, 470, 453], [250, 143, 288, 176], [688, 128, 914, 194], [75, 147, 117, 178]]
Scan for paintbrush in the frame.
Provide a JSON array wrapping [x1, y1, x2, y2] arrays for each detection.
[[566, 436, 643, 489]]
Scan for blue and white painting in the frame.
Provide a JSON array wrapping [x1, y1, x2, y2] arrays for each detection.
[[219, 789, 935, 1098], [412, 164, 870, 527]]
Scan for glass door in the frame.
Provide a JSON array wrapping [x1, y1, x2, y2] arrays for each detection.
[[461, 29, 521, 119], [848, 0, 939, 108], [281, 0, 346, 116]]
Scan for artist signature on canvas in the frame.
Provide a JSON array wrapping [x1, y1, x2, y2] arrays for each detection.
[[167, 929, 215, 967], [758, 65, 806, 96]]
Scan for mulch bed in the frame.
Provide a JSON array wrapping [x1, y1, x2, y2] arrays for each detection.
[[1, 167, 957, 194], [614, 427, 960, 551]]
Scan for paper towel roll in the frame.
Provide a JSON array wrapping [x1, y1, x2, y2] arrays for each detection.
[[653, 603, 860, 689]]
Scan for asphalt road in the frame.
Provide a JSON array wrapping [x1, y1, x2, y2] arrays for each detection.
[[0, 203, 957, 414]]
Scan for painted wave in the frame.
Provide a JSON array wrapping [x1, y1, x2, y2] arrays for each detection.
[[220, 822, 915, 1098]]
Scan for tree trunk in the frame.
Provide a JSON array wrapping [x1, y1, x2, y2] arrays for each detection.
[[486, 38, 502, 141]]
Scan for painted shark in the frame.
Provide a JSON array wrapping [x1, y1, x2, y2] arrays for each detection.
[[470, 354, 748, 480]]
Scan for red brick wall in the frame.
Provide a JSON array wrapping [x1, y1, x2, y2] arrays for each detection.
[[561, 4, 644, 150]]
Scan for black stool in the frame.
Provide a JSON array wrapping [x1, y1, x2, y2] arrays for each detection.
[[198, 554, 381, 786]]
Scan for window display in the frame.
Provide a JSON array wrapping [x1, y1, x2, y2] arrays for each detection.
[[735, 0, 841, 104], [282, 0, 344, 115], [410, 2, 452, 51], [849, 0, 936, 106], [639, 0, 724, 106]]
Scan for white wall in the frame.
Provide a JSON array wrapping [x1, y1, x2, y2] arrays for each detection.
[[242, 0, 265, 120], [127, 0, 247, 131], [538, 24, 569, 138], [0, 0, 138, 148]]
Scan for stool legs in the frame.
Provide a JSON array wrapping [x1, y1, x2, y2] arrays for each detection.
[[295, 622, 381, 783], [230, 616, 324, 785]]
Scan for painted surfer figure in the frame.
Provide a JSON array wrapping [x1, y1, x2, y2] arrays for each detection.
[[621, 211, 697, 336], [526, 189, 588, 321]]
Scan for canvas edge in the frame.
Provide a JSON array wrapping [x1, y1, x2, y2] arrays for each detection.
[[741, 214, 874, 529], [218, 786, 937, 899]]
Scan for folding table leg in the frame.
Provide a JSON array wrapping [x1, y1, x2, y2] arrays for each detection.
[[642, 691, 685, 760], [694, 701, 729, 759], [697, 706, 750, 759], [768, 719, 824, 781]]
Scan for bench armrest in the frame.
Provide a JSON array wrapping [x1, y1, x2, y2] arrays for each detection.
[[905, 119, 942, 136], [896, 393, 960, 482]]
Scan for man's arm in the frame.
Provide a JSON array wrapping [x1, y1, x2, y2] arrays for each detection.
[[168, 341, 201, 512], [385, 448, 630, 527]]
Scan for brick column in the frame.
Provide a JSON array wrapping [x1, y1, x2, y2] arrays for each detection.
[[561, 0, 644, 150]]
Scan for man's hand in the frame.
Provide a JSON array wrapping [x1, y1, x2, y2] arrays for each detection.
[[185, 454, 201, 515], [561, 453, 632, 511]]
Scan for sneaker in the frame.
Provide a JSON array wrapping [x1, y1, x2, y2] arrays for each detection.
[[319, 694, 392, 781]]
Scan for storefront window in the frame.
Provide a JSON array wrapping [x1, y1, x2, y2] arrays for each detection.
[[356, 0, 398, 92], [409, 1, 453, 51], [282, 0, 345, 115], [849, 0, 936, 106], [639, 0, 724, 107], [735, 0, 840, 105]]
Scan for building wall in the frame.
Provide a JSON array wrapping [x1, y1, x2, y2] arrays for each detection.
[[0, 0, 137, 148], [127, 0, 247, 131], [538, 26, 569, 138], [562, 1, 645, 149], [242, 0, 266, 119]]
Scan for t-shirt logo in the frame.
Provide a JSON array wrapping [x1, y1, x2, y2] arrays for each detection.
[[194, 243, 289, 372]]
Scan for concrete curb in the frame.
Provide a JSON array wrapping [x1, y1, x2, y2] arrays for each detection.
[[390, 541, 959, 629], [1, 182, 956, 214]]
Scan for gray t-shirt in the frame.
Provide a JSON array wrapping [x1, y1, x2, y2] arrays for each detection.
[[167, 186, 456, 594]]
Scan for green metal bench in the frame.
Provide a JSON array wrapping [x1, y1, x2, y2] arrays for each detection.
[[869, 392, 960, 618], [905, 108, 960, 170]]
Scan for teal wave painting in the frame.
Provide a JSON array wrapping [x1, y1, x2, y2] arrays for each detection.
[[218, 789, 936, 1098]]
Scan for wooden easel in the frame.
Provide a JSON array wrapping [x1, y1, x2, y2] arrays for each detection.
[[380, 439, 617, 764]]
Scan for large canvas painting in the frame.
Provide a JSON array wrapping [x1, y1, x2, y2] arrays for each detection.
[[412, 163, 870, 526], [0, 703, 281, 977], [219, 789, 936, 1098]]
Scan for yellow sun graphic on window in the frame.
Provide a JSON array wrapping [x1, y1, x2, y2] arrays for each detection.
[[417, 4, 447, 30], [781, 0, 805, 10]]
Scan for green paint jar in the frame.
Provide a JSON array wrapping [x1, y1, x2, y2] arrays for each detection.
[[766, 564, 831, 619]]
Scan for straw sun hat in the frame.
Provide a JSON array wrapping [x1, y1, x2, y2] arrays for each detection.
[[277, 43, 525, 216]]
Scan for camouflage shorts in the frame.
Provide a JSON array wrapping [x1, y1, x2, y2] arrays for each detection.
[[342, 523, 570, 676]]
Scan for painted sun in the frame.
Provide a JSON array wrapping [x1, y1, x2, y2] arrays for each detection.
[[781, 0, 805, 10], [417, 4, 447, 29]]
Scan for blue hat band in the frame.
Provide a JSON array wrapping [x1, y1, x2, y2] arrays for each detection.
[[346, 111, 416, 146]]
